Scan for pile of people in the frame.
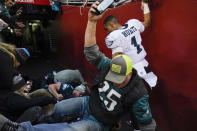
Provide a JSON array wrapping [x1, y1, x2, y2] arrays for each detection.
[[0, 0, 159, 131], [0, 0, 24, 37]]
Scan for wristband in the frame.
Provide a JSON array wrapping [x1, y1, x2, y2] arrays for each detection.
[[143, 3, 150, 14]]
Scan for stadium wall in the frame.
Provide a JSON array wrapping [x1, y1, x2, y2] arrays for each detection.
[[56, 0, 197, 130]]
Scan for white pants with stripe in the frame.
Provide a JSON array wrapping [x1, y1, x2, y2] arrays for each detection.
[[133, 59, 158, 88]]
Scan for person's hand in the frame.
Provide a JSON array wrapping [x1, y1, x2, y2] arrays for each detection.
[[88, 1, 106, 22], [56, 94, 64, 101], [25, 80, 32, 92], [16, 8, 23, 16], [24, 85, 31, 92], [0, 19, 8, 30], [141, 0, 149, 10], [72, 89, 83, 97]]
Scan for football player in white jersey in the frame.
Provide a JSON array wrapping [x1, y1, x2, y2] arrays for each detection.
[[103, 0, 157, 88]]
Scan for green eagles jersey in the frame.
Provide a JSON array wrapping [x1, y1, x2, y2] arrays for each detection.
[[98, 80, 124, 111]]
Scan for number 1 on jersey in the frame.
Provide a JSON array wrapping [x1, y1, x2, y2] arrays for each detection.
[[131, 36, 142, 54]]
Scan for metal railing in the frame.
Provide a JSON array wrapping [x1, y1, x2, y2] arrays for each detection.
[[60, 0, 136, 7], [60, 0, 97, 6]]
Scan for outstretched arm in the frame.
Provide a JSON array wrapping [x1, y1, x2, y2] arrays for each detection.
[[141, 0, 151, 30], [132, 94, 156, 131], [48, 83, 63, 101], [85, 1, 105, 47], [84, 2, 111, 69]]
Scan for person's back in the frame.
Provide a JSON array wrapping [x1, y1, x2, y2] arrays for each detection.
[[104, 1, 157, 88], [106, 19, 147, 64]]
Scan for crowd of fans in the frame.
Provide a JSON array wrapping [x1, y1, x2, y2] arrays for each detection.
[[0, 0, 89, 124], [0, 41, 89, 124], [0, 0, 25, 38], [0, 1, 89, 125]]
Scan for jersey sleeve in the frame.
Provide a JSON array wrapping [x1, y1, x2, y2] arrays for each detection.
[[111, 46, 123, 55], [105, 32, 123, 55], [128, 19, 145, 33]]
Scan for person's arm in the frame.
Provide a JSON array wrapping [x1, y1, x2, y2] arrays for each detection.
[[141, 0, 151, 30], [48, 83, 63, 101], [132, 94, 156, 131], [84, 2, 111, 70], [84, 1, 104, 47], [6, 92, 56, 111]]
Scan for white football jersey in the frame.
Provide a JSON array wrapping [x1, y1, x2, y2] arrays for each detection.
[[106, 19, 147, 64]]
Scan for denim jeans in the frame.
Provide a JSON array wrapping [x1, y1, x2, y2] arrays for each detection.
[[54, 69, 84, 85], [18, 96, 104, 131]]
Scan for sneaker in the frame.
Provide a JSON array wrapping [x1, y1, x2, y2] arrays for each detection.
[[0, 114, 19, 131]]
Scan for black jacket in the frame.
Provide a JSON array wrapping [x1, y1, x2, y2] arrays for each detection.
[[0, 49, 26, 90], [0, 50, 56, 120], [0, 90, 56, 120], [89, 65, 147, 127], [0, 49, 15, 89]]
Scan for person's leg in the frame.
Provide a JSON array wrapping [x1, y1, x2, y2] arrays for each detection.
[[1, 105, 102, 131], [62, 118, 103, 131], [18, 122, 70, 131], [16, 106, 42, 124], [53, 96, 89, 117], [37, 96, 89, 124], [18, 118, 103, 131], [28, 89, 52, 98], [54, 69, 84, 85], [28, 89, 55, 115]]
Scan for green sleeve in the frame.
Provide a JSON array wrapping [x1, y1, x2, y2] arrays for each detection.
[[132, 94, 152, 124], [96, 54, 111, 71]]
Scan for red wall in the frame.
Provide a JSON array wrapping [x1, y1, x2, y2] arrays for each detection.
[[56, 0, 197, 130]]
